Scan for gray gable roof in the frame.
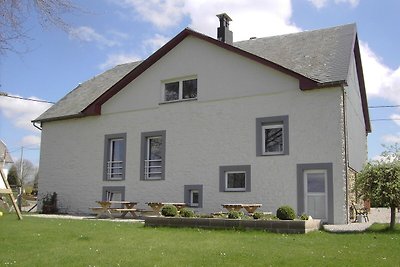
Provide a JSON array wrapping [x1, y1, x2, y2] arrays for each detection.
[[234, 23, 356, 84], [34, 23, 360, 124], [34, 61, 142, 122]]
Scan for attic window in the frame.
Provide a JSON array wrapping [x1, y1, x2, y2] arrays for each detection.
[[163, 77, 197, 102]]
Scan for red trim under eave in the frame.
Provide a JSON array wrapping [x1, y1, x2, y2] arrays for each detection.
[[82, 28, 320, 116]]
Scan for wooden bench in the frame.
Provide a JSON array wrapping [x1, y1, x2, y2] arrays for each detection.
[[110, 208, 138, 218]]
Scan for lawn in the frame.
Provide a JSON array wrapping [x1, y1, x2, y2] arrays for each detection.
[[0, 214, 399, 266]]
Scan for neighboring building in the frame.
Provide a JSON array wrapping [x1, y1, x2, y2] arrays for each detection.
[[33, 14, 370, 224], [0, 139, 13, 178]]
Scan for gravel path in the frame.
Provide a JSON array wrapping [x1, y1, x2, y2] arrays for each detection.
[[323, 208, 400, 232]]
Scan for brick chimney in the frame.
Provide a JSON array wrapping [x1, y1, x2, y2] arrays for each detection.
[[216, 13, 233, 45]]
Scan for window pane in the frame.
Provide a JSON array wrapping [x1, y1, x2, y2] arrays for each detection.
[[111, 139, 124, 161], [191, 190, 199, 205], [307, 173, 325, 193], [264, 126, 283, 153], [165, 81, 179, 101], [183, 79, 197, 99], [149, 137, 162, 160], [227, 172, 246, 189]]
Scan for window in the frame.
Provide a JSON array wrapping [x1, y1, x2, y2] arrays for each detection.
[[140, 131, 166, 180], [104, 133, 126, 181], [225, 171, 246, 191], [256, 116, 289, 156], [219, 165, 251, 192], [190, 190, 199, 207], [102, 186, 125, 201], [164, 78, 197, 102], [184, 185, 203, 208]]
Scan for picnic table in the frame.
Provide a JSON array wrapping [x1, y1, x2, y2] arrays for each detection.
[[146, 202, 187, 214], [91, 201, 138, 219], [222, 203, 262, 214]]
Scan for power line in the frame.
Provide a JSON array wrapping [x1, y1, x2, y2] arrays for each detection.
[[368, 105, 400, 109], [0, 92, 55, 104]]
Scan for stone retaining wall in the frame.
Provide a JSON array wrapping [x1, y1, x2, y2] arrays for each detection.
[[144, 217, 321, 234]]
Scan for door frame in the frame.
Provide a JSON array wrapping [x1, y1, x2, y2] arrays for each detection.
[[297, 163, 334, 223]]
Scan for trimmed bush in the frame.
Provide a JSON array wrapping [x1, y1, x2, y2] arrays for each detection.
[[253, 212, 263, 220], [228, 210, 243, 219], [161, 204, 178, 217], [300, 213, 309, 220], [276, 205, 296, 220], [180, 208, 194, 218]]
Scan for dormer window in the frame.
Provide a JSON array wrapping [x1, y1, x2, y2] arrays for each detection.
[[163, 77, 197, 102]]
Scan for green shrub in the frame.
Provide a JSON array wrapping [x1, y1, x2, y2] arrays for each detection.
[[276, 205, 295, 220], [41, 192, 58, 214], [179, 208, 194, 218], [253, 212, 263, 220], [161, 204, 178, 217], [228, 210, 243, 219], [300, 213, 309, 220]]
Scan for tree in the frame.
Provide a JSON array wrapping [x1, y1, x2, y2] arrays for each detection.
[[7, 165, 20, 186], [0, 0, 76, 54], [356, 145, 400, 230], [12, 159, 36, 186]]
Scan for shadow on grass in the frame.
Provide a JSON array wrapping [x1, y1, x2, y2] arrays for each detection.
[[365, 223, 400, 234]]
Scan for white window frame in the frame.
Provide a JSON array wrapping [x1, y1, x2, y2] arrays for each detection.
[[162, 77, 197, 102], [225, 171, 246, 192], [144, 136, 163, 180], [262, 123, 284, 155], [106, 137, 124, 180], [189, 190, 199, 207]]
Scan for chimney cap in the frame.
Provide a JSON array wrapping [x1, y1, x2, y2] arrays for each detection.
[[216, 13, 232, 22]]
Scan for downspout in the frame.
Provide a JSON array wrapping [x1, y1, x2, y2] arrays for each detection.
[[342, 86, 349, 224], [33, 121, 42, 131]]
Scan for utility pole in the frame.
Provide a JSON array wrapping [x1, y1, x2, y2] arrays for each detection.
[[17, 146, 24, 210]]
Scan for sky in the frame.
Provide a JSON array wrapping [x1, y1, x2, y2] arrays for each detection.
[[0, 0, 399, 167]]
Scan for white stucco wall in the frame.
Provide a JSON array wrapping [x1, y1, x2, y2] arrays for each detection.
[[345, 54, 368, 172], [39, 36, 349, 223]]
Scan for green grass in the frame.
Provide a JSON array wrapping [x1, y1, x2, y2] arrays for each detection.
[[0, 214, 399, 266]]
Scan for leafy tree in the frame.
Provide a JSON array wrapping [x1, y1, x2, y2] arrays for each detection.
[[356, 144, 400, 229], [7, 165, 20, 186], [0, 0, 76, 54]]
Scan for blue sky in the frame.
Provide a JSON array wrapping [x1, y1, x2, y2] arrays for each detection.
[[0, 0, 399, 166]]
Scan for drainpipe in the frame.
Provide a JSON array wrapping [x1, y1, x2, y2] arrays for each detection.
[[342, 86, 349, 224]]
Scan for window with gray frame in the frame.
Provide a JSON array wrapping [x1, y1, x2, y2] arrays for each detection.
[[103, 133, 126, 181], [219, 165, 251, 192], [256, 115, 289, 156], [184, 185, 203, 208], [140, 130, 166, 180], [164, 78, 197, 102], [102, 186, 125, 201]]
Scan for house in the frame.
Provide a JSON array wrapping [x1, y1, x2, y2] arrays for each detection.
[[0, 139, 13, 178], [33, 14, 370, 224]]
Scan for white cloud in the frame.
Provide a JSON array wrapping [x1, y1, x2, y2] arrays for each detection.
[[112, 0, 186, 29], [334, 0, 360, 8], [69, 26, 120, 47], [21, 135, 41, 147], [308, 0, 328, 9], [99, 52, 141, 70], [382, 133, 400, 143], [143, 34, 170, 53], [308, 0, 360, 9], [0, 96, 52, 132], [360, 42, 400, 104]]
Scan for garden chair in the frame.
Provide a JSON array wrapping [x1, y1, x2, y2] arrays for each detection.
[[351, 202, 369, 222]]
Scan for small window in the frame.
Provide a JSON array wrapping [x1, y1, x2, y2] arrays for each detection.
[[104, 133, 126, 181], [225, 171, 246, 191], [102, 186, 125, 201], [163, 78, 197, 102], [184, 185, 203, 208], [262, 123, 284, 154], [140, 131, 166, 180], [219, 165, 251, 192], [256, 116, 289, 156], [190, 190, 199, 207]]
